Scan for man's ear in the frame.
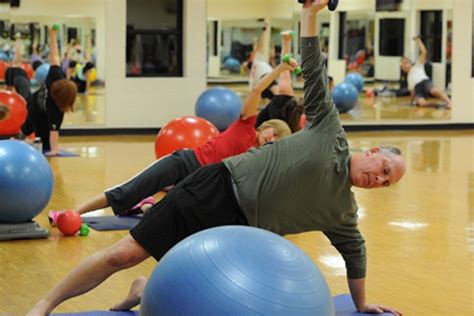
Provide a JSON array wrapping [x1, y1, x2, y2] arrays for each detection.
[[367, 147, 380, 156]]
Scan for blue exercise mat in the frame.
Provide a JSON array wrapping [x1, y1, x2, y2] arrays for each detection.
[[53, 311, 137, 316], [334, 294, 394, 315], [81, 215, 142, 231], [52, 294, 394, 315]]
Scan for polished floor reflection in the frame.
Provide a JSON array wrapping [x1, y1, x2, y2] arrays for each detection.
[[63, 86, 106, 127], [0, 130, 472, 315]]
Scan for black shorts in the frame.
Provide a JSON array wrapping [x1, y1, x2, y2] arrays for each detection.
[[414, 79, 434, 100], [130, 163, 248, 261]]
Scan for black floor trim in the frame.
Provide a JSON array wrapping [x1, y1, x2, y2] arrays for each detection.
[[58, 123, 473, 136]]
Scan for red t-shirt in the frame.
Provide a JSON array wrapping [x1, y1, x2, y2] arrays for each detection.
[[193, 116, 257, 166]]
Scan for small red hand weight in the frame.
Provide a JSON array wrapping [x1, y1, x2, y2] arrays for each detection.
[[57, 211, 82, 236]]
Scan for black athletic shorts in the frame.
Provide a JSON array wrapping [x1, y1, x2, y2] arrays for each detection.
[[130, 163, 248, 261], [414, 79, 434, 100]]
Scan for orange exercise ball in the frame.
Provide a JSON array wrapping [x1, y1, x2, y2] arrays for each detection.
[[154, 116, 219, 159], [20, 63, 34, 80], [0, 90, 27, 136]]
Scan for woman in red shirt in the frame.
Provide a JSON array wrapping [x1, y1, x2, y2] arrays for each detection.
[[49, 58, 298, 223]]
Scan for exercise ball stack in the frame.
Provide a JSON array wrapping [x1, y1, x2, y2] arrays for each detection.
[[0, 140, 53, 223], [155, 116, 219, 159], [332, 82, 359, 113], [195, 87, 242, 131], [345, 72, 364, 92], [140, 226, 335, 316], [0, 90, 27, 136]]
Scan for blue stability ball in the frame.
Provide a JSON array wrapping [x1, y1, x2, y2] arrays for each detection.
[[332, 82, 359, 113], [345, 72, 364, 92], [195, 87, 242, 131], [223, 57, 241, 73], [0, 140, 53, 223], [35, 63, 51, 84], [140, 226, 335, 316]]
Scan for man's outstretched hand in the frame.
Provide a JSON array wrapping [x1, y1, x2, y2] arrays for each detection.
[[359, 303, 403, 316]]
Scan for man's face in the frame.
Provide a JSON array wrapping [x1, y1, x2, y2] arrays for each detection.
[[352, 148, 406, 189], [256, 127, 276, 147]]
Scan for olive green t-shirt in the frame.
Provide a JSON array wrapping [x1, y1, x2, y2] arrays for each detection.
[[223, 37, 366, 279]]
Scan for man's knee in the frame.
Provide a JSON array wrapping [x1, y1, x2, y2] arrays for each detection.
[[104, 235, 149, 269]]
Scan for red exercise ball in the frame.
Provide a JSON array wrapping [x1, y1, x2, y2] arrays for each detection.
[[20, 63, 34, 80], [0, 90, 27, 136], [57, 211, 83, 236], [155, 116, 219, 159], [0, 61, 6, 80]]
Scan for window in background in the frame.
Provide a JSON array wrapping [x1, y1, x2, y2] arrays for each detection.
[[420, 11, 442, 63], [337, 12, 346, 60], [379, 18, 404, 56], [126, 0, 183, 77]]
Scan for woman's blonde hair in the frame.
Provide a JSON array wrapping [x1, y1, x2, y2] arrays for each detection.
[[257, 119, 292, 139]]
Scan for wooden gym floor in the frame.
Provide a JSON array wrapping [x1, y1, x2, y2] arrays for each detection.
[[0, 129, 472, 315]]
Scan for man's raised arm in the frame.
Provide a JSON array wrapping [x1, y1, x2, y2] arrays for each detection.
[[300, 0, 336, 127]]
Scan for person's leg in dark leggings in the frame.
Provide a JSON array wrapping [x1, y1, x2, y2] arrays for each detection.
[[74, 150, 201, 215]]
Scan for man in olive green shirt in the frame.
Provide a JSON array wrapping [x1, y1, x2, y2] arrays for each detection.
[[28, 1, 405, 315]]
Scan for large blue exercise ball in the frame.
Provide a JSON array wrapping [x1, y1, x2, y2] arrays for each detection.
[[0, 140, 53, 223], [223, 57, 240, 73], [345, 72, 364, 92], [140, 226, 335, 316], [35, 63, 51, 84], [195, 87, 242, 131], [332, 82, 359, 113]]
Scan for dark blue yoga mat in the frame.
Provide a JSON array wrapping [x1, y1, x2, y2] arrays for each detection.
[[334, 294, 394, 315], [54, 311, 137, 316], [52, 294, 395, 315], [81, 215, 142, 231]]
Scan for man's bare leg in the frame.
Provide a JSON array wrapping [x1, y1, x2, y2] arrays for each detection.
[[110, 276, 148, 311], [27, 235, 150, 316]]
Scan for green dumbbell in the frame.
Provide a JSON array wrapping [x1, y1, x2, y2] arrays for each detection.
[[52, 24, 60, 31], [79, 223, 90, 237], [282, 54, 302, 76]]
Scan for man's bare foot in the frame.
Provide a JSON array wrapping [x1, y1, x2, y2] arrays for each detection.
[[110, 276, 148, 311]]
